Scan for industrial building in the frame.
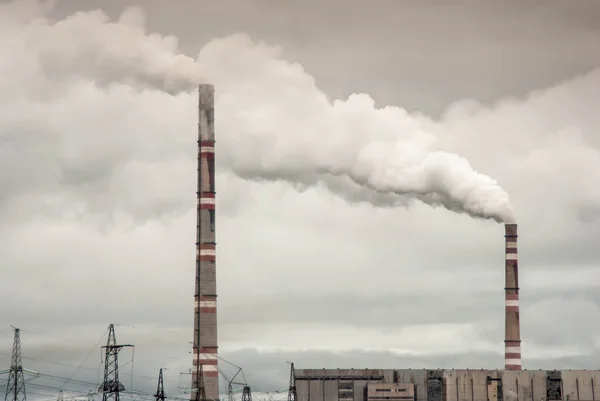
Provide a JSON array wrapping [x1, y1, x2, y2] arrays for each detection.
[[189, 84, 600, 401], [294, 369, 600, 401], [293, 209, 600, 401]]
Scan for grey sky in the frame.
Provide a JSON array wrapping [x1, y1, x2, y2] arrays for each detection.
[[1, 0, 600, 400], [47, 0, 600, 115]]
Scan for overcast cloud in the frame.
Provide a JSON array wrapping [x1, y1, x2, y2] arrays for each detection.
[[1, 0, 600, 401]]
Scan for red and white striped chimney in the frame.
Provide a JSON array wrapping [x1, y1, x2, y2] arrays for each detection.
[[504, 223, 521, 370], [192, 84, 219, 400]]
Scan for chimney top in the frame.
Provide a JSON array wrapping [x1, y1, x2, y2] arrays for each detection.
[[505, 223, 518, 237]]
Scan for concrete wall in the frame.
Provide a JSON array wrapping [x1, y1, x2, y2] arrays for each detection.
[[295, 370, 600, 401]]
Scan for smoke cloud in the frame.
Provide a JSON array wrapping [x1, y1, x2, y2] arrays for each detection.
[[16, 0, 600, 225], [199, 35, 516, 222], [1, 2, 205, 93]]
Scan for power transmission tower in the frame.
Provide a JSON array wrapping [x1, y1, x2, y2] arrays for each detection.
[[242, 386, 252, 401], [98, 324, 133, 401], [155, 369, 166, 401], [287, 362, 296, 401], [177, 364, 207, 401], [57, 391, 64, 401], [0, 327, 39, 401], [196, 365, 207, 401], [223, 362, 246, 401]]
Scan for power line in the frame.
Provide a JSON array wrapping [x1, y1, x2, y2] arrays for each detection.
[[0, 356, 182, 395], [0, 355, 182, 383], [0, 372, 189, 401], [0, 379, 93, 399], [58, 327, 110, 393]]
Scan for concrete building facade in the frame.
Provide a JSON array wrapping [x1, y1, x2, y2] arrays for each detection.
[[296, 369, 600, 401], [192, 84, 219, 400]]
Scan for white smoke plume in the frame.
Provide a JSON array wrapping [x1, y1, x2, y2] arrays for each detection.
[[200, 36, 516, 223], [0, 1, 519, 223], [1, 1, 205, 93]]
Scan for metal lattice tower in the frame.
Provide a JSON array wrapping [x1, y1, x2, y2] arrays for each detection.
[[287, 363, 296, 401], [57, 391, 64, 401], [225, 363, 246, 401], [4, 328, 26, 401], [98, 324, 133, 401], [242, 386, 252, 401], [155, 369, 166, 401], [1, 328, 39, 401], [196, 365, 207, 401]]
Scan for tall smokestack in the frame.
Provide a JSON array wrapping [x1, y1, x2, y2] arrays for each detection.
[[504, 223, 521, 370], [192, 84, 219, 400]]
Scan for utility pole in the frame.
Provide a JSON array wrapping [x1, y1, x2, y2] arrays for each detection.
[[98, 324, 133, 401], [287, 362, 296, 401], [0, 327, 39, 401], [155, 369, 166, 401]]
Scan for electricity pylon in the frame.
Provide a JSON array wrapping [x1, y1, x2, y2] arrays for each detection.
[[287, 362, 296, 401], [155, 369, 166, 401], [98, 324, 133, 401], [242, 386, 252, 401], [196, 365, 207, 401], [0, 327, 39, 401]]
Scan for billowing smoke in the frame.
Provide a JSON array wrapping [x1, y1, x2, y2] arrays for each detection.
[[199, 35, 516, 223], [2, 2, 205, 93], [0, 1, 515, 223]]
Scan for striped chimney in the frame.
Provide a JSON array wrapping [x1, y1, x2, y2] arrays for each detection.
[[504, 223, 521, 370], [192, 84, 219, 400]]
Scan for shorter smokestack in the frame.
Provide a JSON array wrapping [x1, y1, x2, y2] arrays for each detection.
[[504, 223, 521, 370]]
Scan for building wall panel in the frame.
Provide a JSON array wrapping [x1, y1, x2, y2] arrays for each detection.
[[592, 375, 600, 401], [298, 380, 310, 401], [456, 371, 473, 401], [515, 371, 532, 401], [576, 371, 596, 401], [354, 381, 367, 401], [563, 371, 580, 400], [502, 370, 520, 401], [310, 379, 324, 401], [444, 370, 458, 401], [325, 380, 338, 401], [471, 370, 490, 401], [382, 370, 394, 384], [530, 371, 547, 401], [404, 370, 427, 401]]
